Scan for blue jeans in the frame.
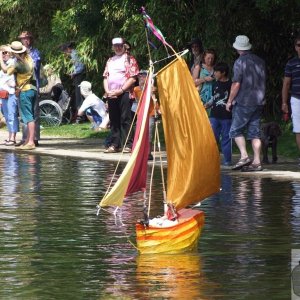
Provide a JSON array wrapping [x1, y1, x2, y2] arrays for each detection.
[[210, 117, 232, 163], [86, 108, 102, 124], [1, 94, 19, 133]]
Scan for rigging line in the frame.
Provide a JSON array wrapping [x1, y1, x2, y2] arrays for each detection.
[[147, 103, 157, 218], [152, 49, 188, 65], [156, 122, 167, 202]]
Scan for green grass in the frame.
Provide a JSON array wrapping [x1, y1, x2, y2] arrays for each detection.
[[41, 122, 109, 139]]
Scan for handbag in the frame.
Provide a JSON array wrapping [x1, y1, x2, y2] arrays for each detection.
[[0, 90, 9, 99]]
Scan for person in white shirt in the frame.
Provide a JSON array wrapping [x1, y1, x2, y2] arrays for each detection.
[[0, 46, 19, 145], [78, 81, 109, 130]]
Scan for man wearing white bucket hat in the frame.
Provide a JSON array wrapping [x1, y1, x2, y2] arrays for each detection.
[[226, 35, 266, 172]]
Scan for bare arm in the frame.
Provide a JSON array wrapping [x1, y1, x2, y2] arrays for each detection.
[[282, 77, 291, 113], [226, 82, 240, 111]]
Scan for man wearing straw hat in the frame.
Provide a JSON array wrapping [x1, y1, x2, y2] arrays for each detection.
[[0, 41, 37, 150]]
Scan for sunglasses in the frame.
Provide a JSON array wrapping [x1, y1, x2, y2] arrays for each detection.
[[296, 43, 300, 47], [2, 52, 8, 55]]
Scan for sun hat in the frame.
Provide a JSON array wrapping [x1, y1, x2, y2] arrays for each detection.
[[112, 37, 124, 45], [0, 45, 11, 52], [78, 81, 92, 94], [18, 31, 33, 39], [8, 41, 27, 53], [233, 35, 252, 50]]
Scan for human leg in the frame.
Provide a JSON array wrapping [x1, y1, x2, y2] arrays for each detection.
[[209, 117, 221, 144], [8, 95, 19, 139], [220, 119, 232, 164], [19, 90, 36, 149], [119, 92, 132, 148], [107, 97, 121, 148], [1, 98, 9, 139], [246, 106, 263, 165], [290, 97, 300, 153]]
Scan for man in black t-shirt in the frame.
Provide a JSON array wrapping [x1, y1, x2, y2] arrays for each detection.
[[205, 62, 232, 166]]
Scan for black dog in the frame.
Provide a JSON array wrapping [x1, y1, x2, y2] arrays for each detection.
[[261, 122, 282, 164]]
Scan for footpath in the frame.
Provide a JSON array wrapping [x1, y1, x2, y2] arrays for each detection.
[[0, 129, 299, 180]]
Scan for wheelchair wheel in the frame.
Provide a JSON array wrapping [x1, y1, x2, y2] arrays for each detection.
[[39, 100, 63, 127]]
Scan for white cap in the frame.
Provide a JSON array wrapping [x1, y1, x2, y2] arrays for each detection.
[[112, 37, 124, 45], [233, 35, 252, 51], [78, 81, 92, 95]]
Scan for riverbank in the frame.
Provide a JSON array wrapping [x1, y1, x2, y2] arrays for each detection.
[[0, 128, 299, 180]]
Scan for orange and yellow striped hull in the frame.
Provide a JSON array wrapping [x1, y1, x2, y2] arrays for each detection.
[[136, 208, 205, 254]]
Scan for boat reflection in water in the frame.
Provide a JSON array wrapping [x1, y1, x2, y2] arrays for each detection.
[[136, 254, 214, 299]]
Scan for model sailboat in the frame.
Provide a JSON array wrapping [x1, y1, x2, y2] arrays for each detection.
[[97, 10, 220, 254]]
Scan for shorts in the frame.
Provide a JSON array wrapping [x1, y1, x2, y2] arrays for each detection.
[[229, 104, 263, 140], [19, 89, 37, 124], [291, 96, 300, 133]]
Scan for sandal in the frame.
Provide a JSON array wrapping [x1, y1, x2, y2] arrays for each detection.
[[231, 157, 251, 170], [0, 139, 9, 145], [241, 163, 263, 172], [5, 140, 16, 146], [104, 146, 118, 153]]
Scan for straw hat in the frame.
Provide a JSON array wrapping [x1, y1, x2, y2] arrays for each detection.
[[8, 41, 27, 53], [233, 35, 252, 50], [0, 45, 11, 52]]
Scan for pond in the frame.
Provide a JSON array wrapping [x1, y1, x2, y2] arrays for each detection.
[[0, 152, 298, 299]]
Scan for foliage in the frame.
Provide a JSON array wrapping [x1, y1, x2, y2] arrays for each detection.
[[0, 0, 299, 118]]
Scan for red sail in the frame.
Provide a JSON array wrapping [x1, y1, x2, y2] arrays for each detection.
[[126, 77, 150, 195]]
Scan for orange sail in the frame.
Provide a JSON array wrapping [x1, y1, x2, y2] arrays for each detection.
[[156, 58, 220, 210]]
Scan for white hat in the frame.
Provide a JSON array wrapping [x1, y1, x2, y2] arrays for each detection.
[[233, 35, 252, 50], [9, 41, 27, 53], [112, 37, 124, 45], [78, 81, 92, 95]]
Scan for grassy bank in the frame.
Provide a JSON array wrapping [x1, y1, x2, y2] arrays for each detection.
[[41, 123, 108, 139]]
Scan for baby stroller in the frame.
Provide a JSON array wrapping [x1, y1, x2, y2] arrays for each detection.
[[39, 83, 72, 127]]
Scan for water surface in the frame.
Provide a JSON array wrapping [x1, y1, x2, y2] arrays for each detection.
[[0, 152, 298, 299]]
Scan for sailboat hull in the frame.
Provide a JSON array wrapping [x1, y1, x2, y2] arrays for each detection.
[[136, 208, 204, 254]]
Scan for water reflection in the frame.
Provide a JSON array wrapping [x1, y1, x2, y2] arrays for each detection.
[[0, 152, 299, 299], [135, 254, 213, 300]]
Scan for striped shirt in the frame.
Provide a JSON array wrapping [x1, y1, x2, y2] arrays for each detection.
[[284, 56, 300, 99]]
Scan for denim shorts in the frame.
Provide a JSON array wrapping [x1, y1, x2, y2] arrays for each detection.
[[229, 104, 263, 140]]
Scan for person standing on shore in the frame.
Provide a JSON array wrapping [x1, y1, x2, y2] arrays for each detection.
[[61, 42, 86, 117], [0, 41, 37, 150], [226, 35, 266, 172], [18, 31, 41, 146], [282, 35, 300, 161], [103, 37, 139, 153]]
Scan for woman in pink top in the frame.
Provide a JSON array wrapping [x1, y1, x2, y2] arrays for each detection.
[[103, 37, 139, 153]]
